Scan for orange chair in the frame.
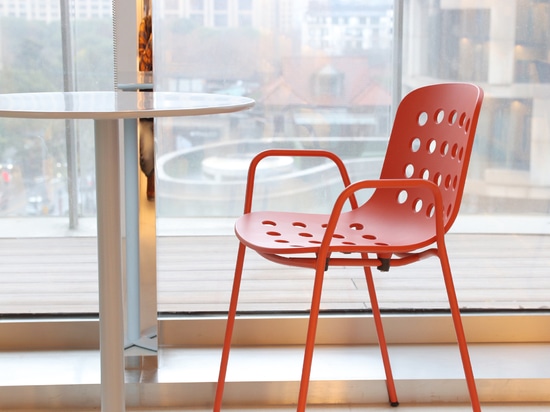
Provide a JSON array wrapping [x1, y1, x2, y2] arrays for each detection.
[[214, 83, 484, 411]]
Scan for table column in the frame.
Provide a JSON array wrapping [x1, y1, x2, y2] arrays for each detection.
[[94, 118, 126, 412]]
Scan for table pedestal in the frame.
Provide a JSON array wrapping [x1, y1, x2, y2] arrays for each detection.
[[123, 118, 158, 368]]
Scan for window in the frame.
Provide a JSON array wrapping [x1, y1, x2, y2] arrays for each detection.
[[239, 0, 252, 10], [0, 0, 549, 317], [238, 13, 252, 27], [190, 0, 204, 11], [312, 65, 344, 97], [164, 0, 179, 11], [214, 0, 228, 11], [213, 13, 228, 26]]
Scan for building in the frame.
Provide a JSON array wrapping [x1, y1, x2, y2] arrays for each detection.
[[302, 0, 393, 55], [0, 0, 112, 22], [403, 0, 550, 213]]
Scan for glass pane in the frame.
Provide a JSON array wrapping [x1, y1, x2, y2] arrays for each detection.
[[154, 0, 395, 313], [2, 0, 549, 315], [0, 2, 113, 219], [403, 0, 550, 219], [154, 0, 393, 218], [0, 1, 113, 314], [402, 0, 550, 311], [153, 0, 550, 314]]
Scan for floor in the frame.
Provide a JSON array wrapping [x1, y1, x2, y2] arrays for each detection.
[[202, 407, 550, 411], [1, 217, 550, 411], [2, 405, 550, 412], [1, 342, 549, 410]]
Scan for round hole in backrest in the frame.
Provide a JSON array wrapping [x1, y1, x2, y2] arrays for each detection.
[[445, 175, 452, 189], [262, 220, 277, 226], [413, 198, 423, 213], [299, 232, 313, 238], [411, 137, 421, 152], [426, 204, 435, 218], [459, 112, 467, 127], [427, 139, 437, 154], [434, 109, 445, 124], [362, 234, 377, 240], [458, 147, 465, 161], [453, 175, 458, 190], [465, 118, 471, 133], [405, 163, 415, 178], [293, 222, 307, 228], [275, 239, 289, 243], [434, 173, 442, 186], [397, 190, 408, 204], [440, 142, 449, 156], [421, 168, 430, 180], [418, 111, 428, 126], [267, 231, 281, 236], [350, 223, 364, 230], [451, 143, 459, 158], [448, 110, 458, 125], [447, 203, 453, 217]]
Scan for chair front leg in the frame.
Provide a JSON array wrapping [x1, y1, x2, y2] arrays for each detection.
[[363, 265, 399, 406], [297, 262, 326, 412], [213, 242, 247, 412]]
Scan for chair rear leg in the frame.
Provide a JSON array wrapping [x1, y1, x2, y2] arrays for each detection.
[[363, 265, 399, 406], [439, 251, 481, 412], [213, 243, 247, 412]]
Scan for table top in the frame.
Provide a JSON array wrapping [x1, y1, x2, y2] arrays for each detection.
[[0, 91, 254, 120]]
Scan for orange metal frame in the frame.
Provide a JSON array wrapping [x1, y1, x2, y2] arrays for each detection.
[[214, 83, 484, 412]]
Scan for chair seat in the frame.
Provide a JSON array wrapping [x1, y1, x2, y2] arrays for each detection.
[[235, 207, 438, 255]]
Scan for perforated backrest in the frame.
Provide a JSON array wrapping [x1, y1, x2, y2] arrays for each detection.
[[365, 83, 483, 234]]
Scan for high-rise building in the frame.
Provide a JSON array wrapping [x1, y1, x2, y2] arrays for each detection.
[[0, 0, 112, 22], [302, 0, 393, 55]]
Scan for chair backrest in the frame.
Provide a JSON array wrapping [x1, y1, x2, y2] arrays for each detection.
[[366, 83, 484, 233]]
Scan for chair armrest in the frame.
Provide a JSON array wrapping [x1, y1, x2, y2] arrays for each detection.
[[242, 149, 354, 214], [319, 178, 446, 253]]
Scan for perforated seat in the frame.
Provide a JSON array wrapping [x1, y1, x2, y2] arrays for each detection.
[[214, 83, 484, 412]]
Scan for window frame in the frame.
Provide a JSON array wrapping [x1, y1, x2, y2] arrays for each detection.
[[0, 0, 548, 355]]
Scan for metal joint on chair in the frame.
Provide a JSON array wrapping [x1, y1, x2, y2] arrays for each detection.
[[377, 258, 390, 272]]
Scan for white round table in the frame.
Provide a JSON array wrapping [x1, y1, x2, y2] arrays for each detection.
[[0, 91, 254, 412]]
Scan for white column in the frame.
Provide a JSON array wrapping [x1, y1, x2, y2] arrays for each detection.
[[113, 0, 139, 84], [95, 118, 126, 412], [487, 0, 517, 85], [530, 98, 550, 186]]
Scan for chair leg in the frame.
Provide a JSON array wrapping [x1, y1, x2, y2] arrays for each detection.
[[296, 263, 326, 412], [213, 243, 247, 412], [438, 250, 481, 412], [363, 266, 399, 406]]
